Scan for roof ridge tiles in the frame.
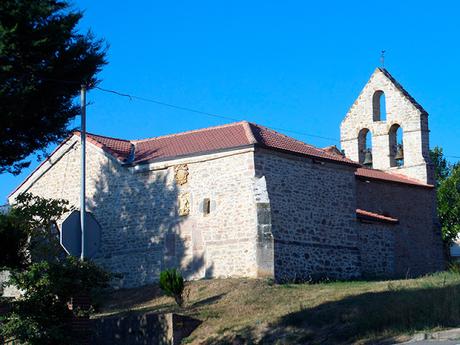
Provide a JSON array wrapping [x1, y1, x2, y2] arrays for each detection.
[[73, 130, 131, 143], [242, 121, 258, 144], [249, 122, 319, 150], [131, 121, 248, 143]]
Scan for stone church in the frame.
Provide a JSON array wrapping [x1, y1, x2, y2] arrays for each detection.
[[9, 68, 444, 288]]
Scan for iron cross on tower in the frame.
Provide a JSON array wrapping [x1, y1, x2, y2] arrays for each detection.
[[380, 50, 386, 68]]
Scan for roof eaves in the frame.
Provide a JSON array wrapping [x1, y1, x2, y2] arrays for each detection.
[[128, 143, 256, 166], [73, 131, 130, 162], [356, 208, 399, 224], [355, 170, 434, 189], [256, 145, 361, 168]]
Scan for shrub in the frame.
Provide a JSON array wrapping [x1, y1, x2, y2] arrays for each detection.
[[1, 257, 111, 344], [448, 261, 460, 274], [159, 268, 185, 307]]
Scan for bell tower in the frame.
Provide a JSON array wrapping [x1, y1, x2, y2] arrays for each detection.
[[340, 68, 434, 185]]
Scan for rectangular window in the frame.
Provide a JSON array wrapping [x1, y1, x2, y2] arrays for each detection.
[[203, 198, 211, 215]]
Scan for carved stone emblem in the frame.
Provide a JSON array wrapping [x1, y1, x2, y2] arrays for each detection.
[[174, 164, 189, 185], [178, 192, 190, 216]]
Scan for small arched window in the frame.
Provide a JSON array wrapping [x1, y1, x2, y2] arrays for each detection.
[[389, 124, 403, 167], [358, 128, 372, 166], [373, 90, 387, 121]]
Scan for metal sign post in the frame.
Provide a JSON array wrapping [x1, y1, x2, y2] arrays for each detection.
[[61, 210, 101, 258], [80, 85, 87, 261]]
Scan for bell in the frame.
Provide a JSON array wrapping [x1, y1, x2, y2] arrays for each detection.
[[363, 149, 373, 167], [395, 144, 404, 162]]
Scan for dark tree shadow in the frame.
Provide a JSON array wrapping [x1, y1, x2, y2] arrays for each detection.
[[88, 156, 207, 290], [191, 293, 226, 308], [85, 157, 211, 342], [200, 281, 460, 345]]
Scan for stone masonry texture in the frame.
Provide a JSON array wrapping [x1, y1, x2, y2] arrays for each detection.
[[356, 178, 444, 277], [10, 137, 444, 287], [8, 68, 445, 288], [19, 141, 259, 288], [341, 68, 434, 184], [254, 148, 361, 282]]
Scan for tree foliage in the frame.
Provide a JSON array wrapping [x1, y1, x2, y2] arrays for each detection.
[[430, 147, 450, 186], [0, 212, 29, 270], [0, 193, 71, 269], [0, 193, 111, 344], [0, 0, 106, 174], [431, 147, 460, 244], [438, 165, 460, 243], [1, 257, 111, 345]]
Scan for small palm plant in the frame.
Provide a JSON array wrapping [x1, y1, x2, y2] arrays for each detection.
[[159, 268, 185, 307]]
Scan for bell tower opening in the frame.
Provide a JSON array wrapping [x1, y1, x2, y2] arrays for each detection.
[[372, 90, 387, 121], [389, 124, 404, 167], [341, 68, 433, 183], [358, 128, 373, 167]]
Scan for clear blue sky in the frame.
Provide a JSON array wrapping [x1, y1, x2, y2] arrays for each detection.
[[2, 0, 460, 203]]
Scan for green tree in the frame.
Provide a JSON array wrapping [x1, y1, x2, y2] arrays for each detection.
[[430, 146, 450, 186], [1, 257, 111, 345], [0, 193, 111, 344], [430, 147, 460, 245], [438, 165, 460, 244], [0, 0, 106, 174], [0, 212, 29, 269], [0, 193, 71, 269]]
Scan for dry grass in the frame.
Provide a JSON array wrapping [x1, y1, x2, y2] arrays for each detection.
[[95, 272, 460, 344]]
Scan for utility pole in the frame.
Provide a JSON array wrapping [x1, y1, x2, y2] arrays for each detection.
[[80, 84, 87, 261]]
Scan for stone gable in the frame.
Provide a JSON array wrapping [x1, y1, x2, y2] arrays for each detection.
[[341, 68, 433, 184]]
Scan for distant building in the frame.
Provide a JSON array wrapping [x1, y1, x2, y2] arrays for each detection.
[[8, 68, 444, 288]]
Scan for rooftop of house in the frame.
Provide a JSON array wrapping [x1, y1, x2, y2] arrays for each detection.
[[76, 121, 432, 188], [76, 121, 357, 166], [9, 121, 433, 199]]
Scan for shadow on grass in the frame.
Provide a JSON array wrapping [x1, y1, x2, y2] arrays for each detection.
[[202, 281, 460, 345], [192, 293, 227, 308], [100, 284, 163, 312]]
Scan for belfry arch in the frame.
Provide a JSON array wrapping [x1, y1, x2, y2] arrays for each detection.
[[340, 68, 433, 184], [389, 124, 404, 167], [372, 90, 387, 121], [358, 128, 372, 166]]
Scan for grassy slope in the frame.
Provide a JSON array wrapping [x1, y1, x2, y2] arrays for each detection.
[[96, 272, 460, 344]]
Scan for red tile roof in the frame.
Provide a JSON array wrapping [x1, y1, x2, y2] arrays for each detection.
[[80, 121, 358, 166], [356, 167, 433, 188], [132, 122, 255, 164], [248, 123, 356, 165], [9, 121, 433, 198], [356, 209, 399, 224], [74, 132, 132, 161]]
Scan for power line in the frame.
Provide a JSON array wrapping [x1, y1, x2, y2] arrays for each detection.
[[94, 86, 340, 143], [42, 78, 460, 155]]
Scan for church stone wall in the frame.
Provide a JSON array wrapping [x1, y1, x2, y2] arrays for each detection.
[[356, 179, 444, 277], [20, 139, 259, 288], [254, 148, 361, 282], [10, 134, 444, 288], [358, 222, 396, 278]]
